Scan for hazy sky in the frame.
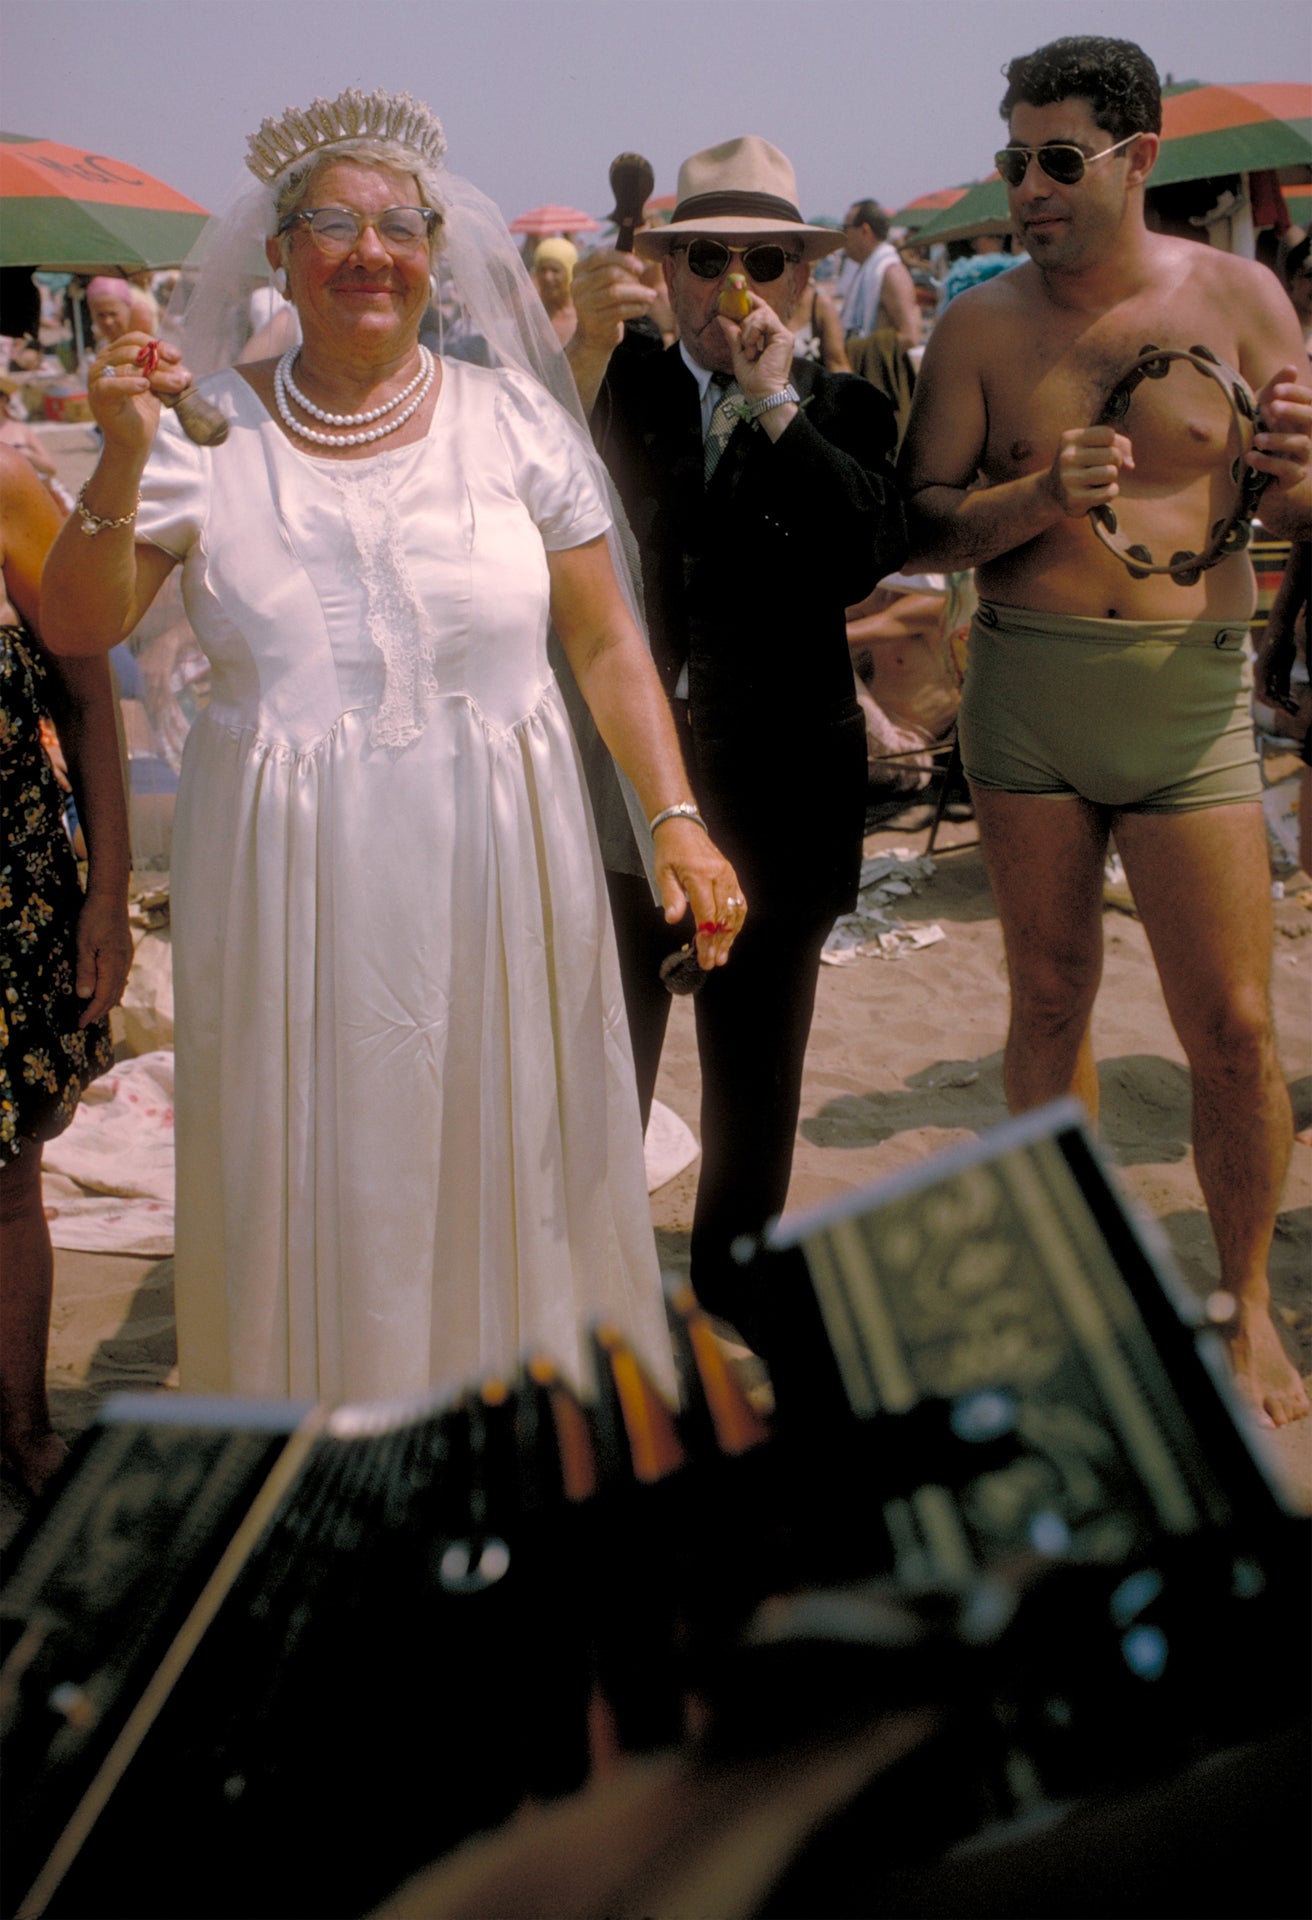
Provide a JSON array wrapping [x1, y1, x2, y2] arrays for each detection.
[[4, 0, 1310, 228]]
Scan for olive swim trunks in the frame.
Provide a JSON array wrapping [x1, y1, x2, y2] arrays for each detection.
[[959, 601, 1261, 812]]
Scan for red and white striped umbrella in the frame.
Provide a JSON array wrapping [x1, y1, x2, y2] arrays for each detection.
[[508, 204, 601, 237]]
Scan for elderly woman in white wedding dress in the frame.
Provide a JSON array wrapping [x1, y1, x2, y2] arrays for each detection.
[[40, 89, 744, 1406]]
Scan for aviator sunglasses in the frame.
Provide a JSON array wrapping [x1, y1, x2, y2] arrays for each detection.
[[276, 206, 440, 256], [673, 238, 803, 282], [993, 132, 1142, 188]]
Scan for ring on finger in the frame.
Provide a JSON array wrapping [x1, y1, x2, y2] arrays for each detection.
[[100, 364, 117, 380]]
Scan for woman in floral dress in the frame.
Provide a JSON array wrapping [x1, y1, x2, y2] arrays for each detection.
[[0, 448, 132, 1498]]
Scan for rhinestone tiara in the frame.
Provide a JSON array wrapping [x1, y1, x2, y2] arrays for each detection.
[[245, 87, 447, 186]]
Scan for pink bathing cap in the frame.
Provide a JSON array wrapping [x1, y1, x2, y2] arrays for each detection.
[[86, 276, 133, 301]]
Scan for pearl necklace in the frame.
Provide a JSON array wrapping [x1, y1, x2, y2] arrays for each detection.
[[283, 348, 432, 425], [274, 346, 435, 447]]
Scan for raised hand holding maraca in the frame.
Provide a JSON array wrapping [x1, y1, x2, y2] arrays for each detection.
[[91, 334, 228, 451]]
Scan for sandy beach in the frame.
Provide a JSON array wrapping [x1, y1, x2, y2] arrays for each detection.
[[6, 799, 1309, 1554]]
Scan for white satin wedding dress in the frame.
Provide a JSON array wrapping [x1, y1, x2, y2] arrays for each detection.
[[136, 358, 672, 1404]]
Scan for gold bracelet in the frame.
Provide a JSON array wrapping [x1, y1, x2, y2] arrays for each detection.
[[75, 481, 140, 537]]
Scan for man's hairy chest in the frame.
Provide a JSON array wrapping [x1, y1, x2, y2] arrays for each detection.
[[981, 293, 1246, 479]]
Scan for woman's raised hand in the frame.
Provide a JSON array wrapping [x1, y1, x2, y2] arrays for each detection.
[[88, 332, 193, 454]]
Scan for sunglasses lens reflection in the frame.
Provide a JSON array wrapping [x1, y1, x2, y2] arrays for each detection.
[[1038, 147, 1087, 185], [995, 146, 1087, 188], [686, 241, 726, 278]]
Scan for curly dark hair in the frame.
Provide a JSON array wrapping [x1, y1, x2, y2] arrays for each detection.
[[1000, 37, 1162, 140]]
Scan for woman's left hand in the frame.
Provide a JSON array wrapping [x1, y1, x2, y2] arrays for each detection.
[[74, 892, 134, 1026], [88, 331, 192, 457], [653, 819, 746, 969]]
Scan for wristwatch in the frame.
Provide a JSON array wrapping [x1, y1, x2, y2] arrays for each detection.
[[746, 384, 800, 421]]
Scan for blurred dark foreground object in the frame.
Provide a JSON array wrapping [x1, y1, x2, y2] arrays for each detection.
[[373, 1660, 1308, 1920], [2, 1102, 1307, 1920]]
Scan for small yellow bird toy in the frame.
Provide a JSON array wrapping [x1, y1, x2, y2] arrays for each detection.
[[717, 273, 752, 320]]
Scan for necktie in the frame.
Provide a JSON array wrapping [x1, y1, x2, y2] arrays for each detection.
[[703, 374, 743, 483]]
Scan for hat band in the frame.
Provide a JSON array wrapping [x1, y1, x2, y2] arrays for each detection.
[[670, 189, 804, 226]]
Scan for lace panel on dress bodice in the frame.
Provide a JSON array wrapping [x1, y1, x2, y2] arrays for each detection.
[[330, 460, 442, 749]]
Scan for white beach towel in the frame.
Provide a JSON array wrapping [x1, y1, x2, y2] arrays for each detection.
[[42, 1050, 175, 1254], [41, 1056, 696, 1251], [644, 1098, 699, 1192]]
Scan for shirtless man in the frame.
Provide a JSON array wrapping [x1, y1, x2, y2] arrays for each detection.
[[899, 35, 1312, 1427]]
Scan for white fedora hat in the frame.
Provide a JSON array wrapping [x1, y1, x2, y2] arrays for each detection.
[[635, 136, 843, 263]]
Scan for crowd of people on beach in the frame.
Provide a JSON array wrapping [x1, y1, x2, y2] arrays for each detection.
[[3, 34, 1311, 1513]]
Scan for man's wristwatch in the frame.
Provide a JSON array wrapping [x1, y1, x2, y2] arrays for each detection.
[[746, 384, 799, 421]]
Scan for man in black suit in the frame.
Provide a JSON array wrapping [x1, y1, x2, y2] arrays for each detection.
[[568, 136, 906, 1350]]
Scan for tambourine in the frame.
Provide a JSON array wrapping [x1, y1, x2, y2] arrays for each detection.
[[1089, 343, 1269, 586]]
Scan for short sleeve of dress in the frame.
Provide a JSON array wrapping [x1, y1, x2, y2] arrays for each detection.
[[492, 368, 611, 552], [134, 407, 208, 560]]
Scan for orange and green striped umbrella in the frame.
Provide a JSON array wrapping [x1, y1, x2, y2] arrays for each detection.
[[893, 186, 974, 232], [0, 133, 209, 270], [911, 81, 1312, 244], [1283, 182, 1312, 229]]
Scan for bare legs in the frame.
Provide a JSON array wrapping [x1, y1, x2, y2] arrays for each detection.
[[968, 787, 1109, 1120], [0, 1140, 70, 1497], [972, 785, 1308, 1429], [1116, 803, 1307, 1427]]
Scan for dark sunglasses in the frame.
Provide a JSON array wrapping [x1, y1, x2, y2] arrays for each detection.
[[994, 131, 1141, 188], [276, 205, 439, 256], [674, 238, 802, 282]]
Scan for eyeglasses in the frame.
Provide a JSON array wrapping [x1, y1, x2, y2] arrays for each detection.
[[672, 238, 802, 283], [993, 132, 1142, 189], [276, 206, 440, 256]]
